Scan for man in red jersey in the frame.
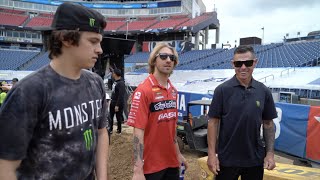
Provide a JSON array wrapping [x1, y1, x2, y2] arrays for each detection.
[[127, 43, 188, 180]]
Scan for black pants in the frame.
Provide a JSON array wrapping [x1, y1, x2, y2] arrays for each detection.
[[109, 102, 124, 133], [145, 167, 179, 180], [215, 165, 264, 180]]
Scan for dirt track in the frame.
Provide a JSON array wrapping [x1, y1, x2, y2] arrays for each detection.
[[109, 124, 204, 180], [109, 124, 308, 180]]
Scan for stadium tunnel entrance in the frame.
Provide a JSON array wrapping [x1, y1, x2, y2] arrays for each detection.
[[93, 37, 135, 120], [93, 37, 135, 81], [41, 31, 135, 80]]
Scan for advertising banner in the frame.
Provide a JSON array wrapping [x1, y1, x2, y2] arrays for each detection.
[[177, 91, 212, 120], [306, 106, 320, 161], [274, 103, 309, 157], [19, 0, 181, 9]]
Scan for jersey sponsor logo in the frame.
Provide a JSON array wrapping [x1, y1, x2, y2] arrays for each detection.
[[155, 92, 162, 96], [130, 103, 139, 109], [158, 112, 177, 121], [150, 100, 176, 112], [171, 89, 177, 98], [128, 115, 135, 119], [130, 106, 139, 112], [152, 87, 160, 91], [131, 100, 140, 106], [155, 95, 164, 100], [129, 111, 136, 117], [133, 92, 141, 100], [154, 92, 164, 100], [83, 129, 93, 151], [48, 99, 102, 131]]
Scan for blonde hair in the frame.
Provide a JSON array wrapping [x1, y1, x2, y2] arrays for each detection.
[[148, 43, 179, 74]]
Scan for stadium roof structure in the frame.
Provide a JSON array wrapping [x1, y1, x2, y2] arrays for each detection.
[[308, 30, 320, 36], [104, 12, 219, 35]]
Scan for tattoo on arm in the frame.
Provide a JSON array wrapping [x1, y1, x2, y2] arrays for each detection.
[[133, 136, 144, 165], [263, 121, 275, 153]]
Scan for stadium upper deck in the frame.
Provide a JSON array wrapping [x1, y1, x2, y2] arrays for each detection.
[[0, 0, 319, 91], [0, 0, 220, 50]]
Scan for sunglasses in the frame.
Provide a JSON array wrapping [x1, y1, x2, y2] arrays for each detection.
[[233, 60, 254, 67], [156, 53, 177, 61]]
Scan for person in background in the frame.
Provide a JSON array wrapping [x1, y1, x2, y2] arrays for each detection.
[[0, 2, 109, 179], [109, 69, 125, 135], [12, 78, 18, 87], [106, 93, 112, 138], [0, 84, 7, 107], [127, 43, 188, 180], [0, 78, 17, 91], [106, 93, 111, 112], [207, 45, 277, 180]]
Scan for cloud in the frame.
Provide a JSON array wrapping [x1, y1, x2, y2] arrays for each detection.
[[213, 0, 320, 17], [203, 0, 320, 47], [253, 0, 320, 11]]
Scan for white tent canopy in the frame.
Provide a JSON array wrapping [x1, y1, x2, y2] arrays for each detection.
[[125, 67, 320, 94]]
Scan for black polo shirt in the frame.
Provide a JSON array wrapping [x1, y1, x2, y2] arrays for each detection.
[[208, 75, 277, 167]]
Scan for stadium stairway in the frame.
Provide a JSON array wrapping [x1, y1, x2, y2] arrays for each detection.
[[115, 22, 128, 32], [18, 51, 46, 70], [21, 16, 33, 27], [176, 49, 226, 70], [142, 19, 162, 32]]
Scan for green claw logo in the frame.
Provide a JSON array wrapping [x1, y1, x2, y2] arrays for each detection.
[[83, 129, 93, 150], [256, 100, 260, 107], [89, 18, 95, 27]]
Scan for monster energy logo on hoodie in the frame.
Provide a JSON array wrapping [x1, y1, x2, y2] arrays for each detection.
[[83, 129, 93, 151]]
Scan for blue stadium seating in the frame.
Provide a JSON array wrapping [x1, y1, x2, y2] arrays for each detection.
[[0, 49, 39, 70], [270, 88, 320, 99], [25, 52, 50, 71], [254, 41, 320, 68], [124, 52, 150, 63], [1, 41, 320, 73]]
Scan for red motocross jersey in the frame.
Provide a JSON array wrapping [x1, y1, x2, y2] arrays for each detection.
[[127, 74, 179, 174]]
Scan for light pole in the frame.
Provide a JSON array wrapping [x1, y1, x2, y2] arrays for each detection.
[[126, 19, 129, 39], [261, 27, 264, 44]]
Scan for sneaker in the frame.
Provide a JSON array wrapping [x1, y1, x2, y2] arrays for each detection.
[[116, 131, 121, 135]]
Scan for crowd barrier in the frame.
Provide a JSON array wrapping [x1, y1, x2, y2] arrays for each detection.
[[274, 103, 320, 163], [177, 90, 320, 164]]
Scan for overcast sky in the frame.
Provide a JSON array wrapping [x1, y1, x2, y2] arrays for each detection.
[[202, 0, 320, 48]]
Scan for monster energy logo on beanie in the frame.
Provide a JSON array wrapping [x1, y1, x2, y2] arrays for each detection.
[[83, 129, 93, 151], [35, 2, 107, 33], [89, 18, 95, 27]]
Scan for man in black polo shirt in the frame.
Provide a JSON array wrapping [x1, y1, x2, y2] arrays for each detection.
[[207, 45, 277, 180]]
